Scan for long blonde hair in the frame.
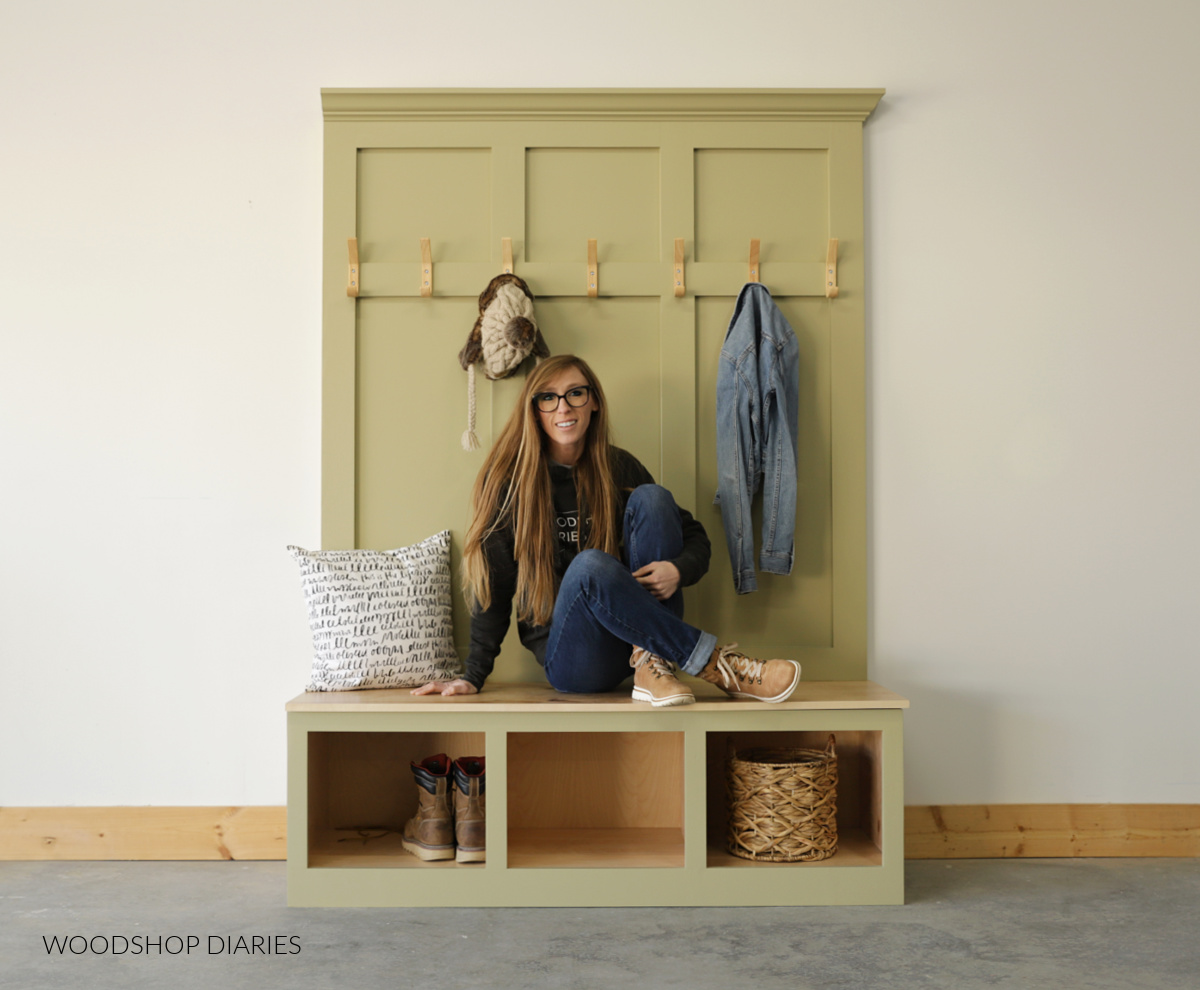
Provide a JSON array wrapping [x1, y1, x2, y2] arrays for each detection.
[[461, 354, 621, 626]]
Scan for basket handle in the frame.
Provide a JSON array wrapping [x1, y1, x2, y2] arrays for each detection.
[[825, 733, 836, 755]]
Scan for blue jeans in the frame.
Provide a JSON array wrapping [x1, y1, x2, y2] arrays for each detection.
[[543, 485, 718, 693]]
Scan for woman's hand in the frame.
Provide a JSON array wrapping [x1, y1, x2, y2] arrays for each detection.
[[632, 560, 681, 601], [410, 678, 479, 696]]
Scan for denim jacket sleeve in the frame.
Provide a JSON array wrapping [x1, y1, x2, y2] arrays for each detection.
[[713, 283, 799, 594], [759, 331, 799, 578]]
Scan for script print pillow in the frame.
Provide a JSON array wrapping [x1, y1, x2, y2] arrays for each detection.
[[289, 530, 462, 691]]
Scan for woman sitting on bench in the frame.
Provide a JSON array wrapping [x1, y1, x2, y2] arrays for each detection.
[[412, 354, 800, 706]]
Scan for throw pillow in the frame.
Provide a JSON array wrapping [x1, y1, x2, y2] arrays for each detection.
[[289, 530, 462, 691]]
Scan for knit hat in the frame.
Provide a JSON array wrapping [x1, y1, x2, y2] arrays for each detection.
[[458, 273, 549, 450]]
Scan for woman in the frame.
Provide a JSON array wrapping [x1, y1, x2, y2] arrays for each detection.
[[412, 354, 800, 706]]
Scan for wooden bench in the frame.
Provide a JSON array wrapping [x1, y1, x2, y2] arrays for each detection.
[[286, 679, 908, 906]]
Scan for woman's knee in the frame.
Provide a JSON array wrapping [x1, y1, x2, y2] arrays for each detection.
[[623, 485, 683, 566], [626, 483, 675, 517]]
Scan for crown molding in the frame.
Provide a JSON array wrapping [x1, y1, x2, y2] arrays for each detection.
[[321, 88, 885, 123]]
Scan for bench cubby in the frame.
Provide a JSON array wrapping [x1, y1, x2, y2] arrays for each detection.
[[287, 681, 907, 906], [507, 730, 685, 869], [306, 729, 485, 870], [705, 729, 883, 870]]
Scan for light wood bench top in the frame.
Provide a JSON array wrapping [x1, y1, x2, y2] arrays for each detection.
[[286, 680, 908, 713]]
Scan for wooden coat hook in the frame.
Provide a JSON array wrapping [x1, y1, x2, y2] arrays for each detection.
[[347, 237, 359, 297], [587, 239, 598, 298], [826, 239, 839, 299], [502, 237, 513, 274], [748, 239, 761, 283], [420, 238, 433, 297], [674, 238, 685, 297]]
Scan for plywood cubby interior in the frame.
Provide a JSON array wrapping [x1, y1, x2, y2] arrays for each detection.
[[307, 730, 485, 868], [507, 731, 684, 869], [705, 729, 883, 869]]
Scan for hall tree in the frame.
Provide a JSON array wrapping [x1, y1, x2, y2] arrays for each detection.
[[286, 89, 906, 908]]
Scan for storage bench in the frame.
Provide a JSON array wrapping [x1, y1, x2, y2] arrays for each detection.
[[286, 680, 908, 906]]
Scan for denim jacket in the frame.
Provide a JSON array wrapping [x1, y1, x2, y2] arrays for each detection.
[[714, 283, 799, 594]]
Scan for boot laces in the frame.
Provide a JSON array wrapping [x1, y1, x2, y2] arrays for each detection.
[[715, 644, 764, 687], [631, 648, 675, 679]]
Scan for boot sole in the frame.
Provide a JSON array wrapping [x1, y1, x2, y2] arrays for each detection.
[[632, 687, 695, 707], [455, 847, 486, 863], [401, 839, 455, 861]]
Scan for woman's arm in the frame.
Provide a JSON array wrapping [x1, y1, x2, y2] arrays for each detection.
[[672, 504, 711, 586], [411, 516, 515, 696], [459, 524, 518, 691]]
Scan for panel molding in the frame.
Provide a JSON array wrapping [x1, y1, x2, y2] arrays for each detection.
[[322, 89, 885, 123], [5, 805, 1197, 860], [323, 89, 878, 681]]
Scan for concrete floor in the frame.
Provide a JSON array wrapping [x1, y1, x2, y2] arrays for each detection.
[[2, 859, 1198, 990]]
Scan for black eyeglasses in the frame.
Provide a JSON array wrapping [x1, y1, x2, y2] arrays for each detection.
[[533, 386, 592, 412]]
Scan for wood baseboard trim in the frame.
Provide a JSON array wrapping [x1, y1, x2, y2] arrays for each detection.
[[906, 804, 1200, 858], [4, 805, 1198, 861], [0, 807, 286, 861]]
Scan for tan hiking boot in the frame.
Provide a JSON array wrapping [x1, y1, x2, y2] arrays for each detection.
[[401, 753, 455, 861], [698, 644, 801, 703], [630, 646, 695, 707], [452, 756, 486, 863]]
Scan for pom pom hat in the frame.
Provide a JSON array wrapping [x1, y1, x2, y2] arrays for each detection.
[[458, 273, 550, 450]]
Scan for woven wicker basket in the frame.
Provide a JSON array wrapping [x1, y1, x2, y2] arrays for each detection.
[[725, 736, 838, 862]]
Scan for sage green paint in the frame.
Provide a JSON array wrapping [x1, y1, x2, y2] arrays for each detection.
[[321, 89, 880, 681], [287, 705, 904, 907]]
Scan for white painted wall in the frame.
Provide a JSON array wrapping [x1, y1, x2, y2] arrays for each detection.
[[1, 0, 1196, 806]]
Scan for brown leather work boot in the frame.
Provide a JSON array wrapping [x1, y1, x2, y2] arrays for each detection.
[[630, 646, 695, 707], [698, 644, 801, 703], [401, 753, 455, 861], [452, 756, 486, 863]]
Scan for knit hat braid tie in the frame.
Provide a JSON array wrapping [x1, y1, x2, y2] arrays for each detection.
[[462, 364, 480, 451]]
